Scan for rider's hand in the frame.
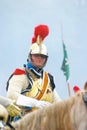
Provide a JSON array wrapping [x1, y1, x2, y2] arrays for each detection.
[[6, 103, 21, 117]]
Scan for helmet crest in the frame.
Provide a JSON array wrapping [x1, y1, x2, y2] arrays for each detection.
[[32, 24, 49, 44]]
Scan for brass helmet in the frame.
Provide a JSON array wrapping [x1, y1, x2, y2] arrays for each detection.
[[29, 42, 48, 56], [28, 24, 49, 60]]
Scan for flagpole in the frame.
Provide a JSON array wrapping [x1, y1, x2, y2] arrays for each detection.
[[67, 81, 71, 96], [61, 24, 71, 97]]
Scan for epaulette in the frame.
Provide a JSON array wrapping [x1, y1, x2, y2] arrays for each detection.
[[13, 68, 26, 75], [6, 68, 26, 91]]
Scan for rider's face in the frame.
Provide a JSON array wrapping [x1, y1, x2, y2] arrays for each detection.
[[31, 54, 47, 68]]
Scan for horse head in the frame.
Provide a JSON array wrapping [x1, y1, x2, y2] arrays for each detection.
[[82, 82, 87, 106]]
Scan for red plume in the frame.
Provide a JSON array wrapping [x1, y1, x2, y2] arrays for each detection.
[[73, 86, 81, 93], [32, 24, 49, 43]]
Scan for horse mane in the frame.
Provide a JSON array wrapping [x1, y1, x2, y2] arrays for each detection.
[[4, 90, 87, 130]]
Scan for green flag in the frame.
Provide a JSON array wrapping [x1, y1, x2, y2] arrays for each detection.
[[61, 42, 70, 81]]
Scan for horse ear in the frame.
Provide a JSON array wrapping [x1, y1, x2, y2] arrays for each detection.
[[84, 82, 87, 90], [73, 86, 80, 93]]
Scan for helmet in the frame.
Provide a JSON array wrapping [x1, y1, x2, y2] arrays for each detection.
[[28, 24, 49, 68], [28, 24, 49, 58], [29, 42, 48, 56]]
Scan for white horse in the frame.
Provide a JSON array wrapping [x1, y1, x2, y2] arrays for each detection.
[[3, 82, 87, 130]]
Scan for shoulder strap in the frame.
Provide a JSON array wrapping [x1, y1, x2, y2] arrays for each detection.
[[36, 71, 49, 100]]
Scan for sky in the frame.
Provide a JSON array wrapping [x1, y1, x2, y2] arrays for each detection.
[[0, 0, 87, 99]]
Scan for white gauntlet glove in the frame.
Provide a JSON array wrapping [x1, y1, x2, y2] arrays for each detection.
[[35, 100, 51, 108], [16, 95, 51, 109]]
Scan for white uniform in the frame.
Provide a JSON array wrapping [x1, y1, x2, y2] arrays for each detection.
[[7, 68, 61, 113]]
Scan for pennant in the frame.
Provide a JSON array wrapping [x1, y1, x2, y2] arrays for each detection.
[[61, 42, 70, 81]]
